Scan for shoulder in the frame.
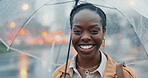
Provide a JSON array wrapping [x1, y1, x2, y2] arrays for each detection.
[[52, 59, 72, 78], [123, 66, 136, 78], [102, 52, 136, 78], [52, 64, 65, 78]]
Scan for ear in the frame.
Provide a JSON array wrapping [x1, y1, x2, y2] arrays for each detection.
[[71, 41, 74, 47], [102, 28, 106, 37]]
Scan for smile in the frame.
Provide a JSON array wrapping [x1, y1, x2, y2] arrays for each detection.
[[79, 45, 94, 49]]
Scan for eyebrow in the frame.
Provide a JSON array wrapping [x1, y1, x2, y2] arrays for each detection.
[[73, 25, 82, 28], [73, 24, 102, 28], [90, 24, 102, 28]]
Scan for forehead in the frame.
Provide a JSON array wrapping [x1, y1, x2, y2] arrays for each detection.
[[72, 9, 102, 26]]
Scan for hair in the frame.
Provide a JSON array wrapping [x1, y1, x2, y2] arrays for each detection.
[[70, 3, 106, 30]]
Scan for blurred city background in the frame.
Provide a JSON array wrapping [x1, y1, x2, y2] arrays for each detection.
[[0, 0, 148, 78]]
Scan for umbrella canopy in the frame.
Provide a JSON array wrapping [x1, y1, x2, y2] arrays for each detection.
[[0, 0, 148, 78]]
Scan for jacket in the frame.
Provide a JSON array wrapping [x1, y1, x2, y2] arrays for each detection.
[[52, 52, 136, 78]]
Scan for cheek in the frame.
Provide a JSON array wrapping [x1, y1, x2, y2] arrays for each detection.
[[93, 34, 103, 44], [72, 34, 80, 45]]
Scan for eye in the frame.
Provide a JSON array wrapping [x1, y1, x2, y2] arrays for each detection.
[[73, 30, 82, 35], [90, 30, 99, 34]]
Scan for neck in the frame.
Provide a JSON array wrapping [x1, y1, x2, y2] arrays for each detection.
[[77, 51, 101, 69]]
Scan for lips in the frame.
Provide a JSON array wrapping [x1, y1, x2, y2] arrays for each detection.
[[80, 45, 93, 49], [78, 44, 95, 53]]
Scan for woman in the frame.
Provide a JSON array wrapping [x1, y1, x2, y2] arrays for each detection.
[[52, 3, 135, 78]]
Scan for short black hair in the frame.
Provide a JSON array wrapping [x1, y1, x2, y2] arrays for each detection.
[[70, 3, 106, 30]]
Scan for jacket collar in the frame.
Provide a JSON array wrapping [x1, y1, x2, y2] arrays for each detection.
[[103, 52, 117, 78], [59, 59, 72, 73], [59, 52, 117, 77]]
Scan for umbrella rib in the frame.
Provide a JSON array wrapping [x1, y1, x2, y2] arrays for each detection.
[[127, 59, 148, 66], [95, 4, 116, 9], [0, 38, 10, 51], [1, 38, 63, 66], [10, 47, 63, 66], [10, 47, 43, 61], [79, 1, 116, 9], [45, 1, 74, 6]]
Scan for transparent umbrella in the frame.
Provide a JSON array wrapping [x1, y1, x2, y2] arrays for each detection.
[[0, 0, 148, 78], [0, 0, 75, 78]]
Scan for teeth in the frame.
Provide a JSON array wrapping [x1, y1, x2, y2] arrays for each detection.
[[80, 45, 93, 49]]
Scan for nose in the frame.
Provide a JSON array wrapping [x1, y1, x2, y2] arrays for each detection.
[[81, 32, 91, 42]]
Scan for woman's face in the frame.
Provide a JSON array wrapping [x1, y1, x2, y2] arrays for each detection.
[[72, 9, 106, 58]]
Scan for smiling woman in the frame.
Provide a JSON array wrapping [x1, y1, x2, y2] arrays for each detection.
[[52, 3, 136, 78]]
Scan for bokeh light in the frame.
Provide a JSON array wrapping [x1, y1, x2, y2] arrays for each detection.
[[9, 22, 16, 28], [22, 3, 29, 11]]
